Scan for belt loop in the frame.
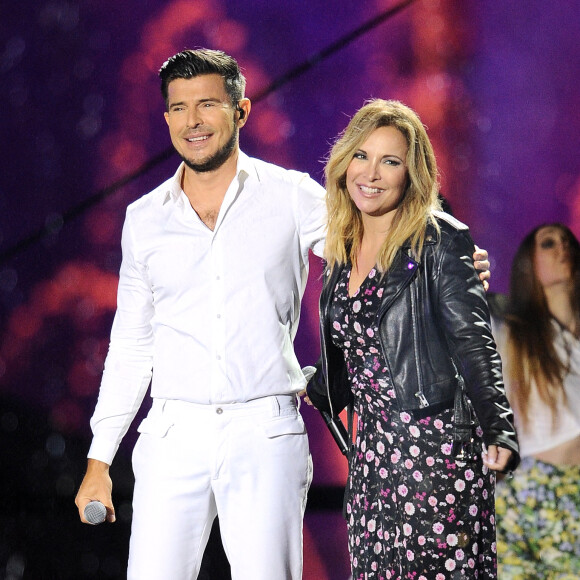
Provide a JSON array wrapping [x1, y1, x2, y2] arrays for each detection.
[[272, 395, 281, 416]]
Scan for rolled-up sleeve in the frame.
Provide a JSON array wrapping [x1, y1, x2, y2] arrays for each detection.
[[293, 173, 327, 259]]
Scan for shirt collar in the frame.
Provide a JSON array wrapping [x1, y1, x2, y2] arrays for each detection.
[[162, 150, 255, 205], [162, 164, 185, 205], [236, 150, 255, 182]]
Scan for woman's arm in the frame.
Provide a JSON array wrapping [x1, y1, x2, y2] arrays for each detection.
[[435, 226, 519, 470]]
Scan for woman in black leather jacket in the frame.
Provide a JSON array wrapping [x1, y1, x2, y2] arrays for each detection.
[[306, 99, 519, 579]]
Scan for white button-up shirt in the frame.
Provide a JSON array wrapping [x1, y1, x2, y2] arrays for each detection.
[[88, 152, 326, 464]]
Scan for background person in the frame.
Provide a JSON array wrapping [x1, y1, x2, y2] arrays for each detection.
[[494, 223, 580, 578]]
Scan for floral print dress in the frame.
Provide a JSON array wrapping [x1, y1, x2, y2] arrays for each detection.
[[329, 265, 497, 579]]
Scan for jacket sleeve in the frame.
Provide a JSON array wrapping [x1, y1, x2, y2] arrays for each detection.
[[434, 227, 520, 469], [306, 347, 353, 416], [306, 359, 331, 413]]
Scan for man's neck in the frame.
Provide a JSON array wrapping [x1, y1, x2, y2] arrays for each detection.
[[181, 150, 239, 230], [182, 150, 239, 200]]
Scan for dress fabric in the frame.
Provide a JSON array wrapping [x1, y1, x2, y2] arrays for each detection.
[[329, 266, 497, 579]]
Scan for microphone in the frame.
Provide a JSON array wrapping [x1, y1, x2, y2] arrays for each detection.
[[320, 410, 350, 456], [84, 500, 107, 525], [301, 365, 351, 457]]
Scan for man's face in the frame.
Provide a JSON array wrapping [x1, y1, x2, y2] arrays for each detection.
[[164, 74, 241, 173]]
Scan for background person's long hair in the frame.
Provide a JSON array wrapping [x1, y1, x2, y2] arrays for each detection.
[[505, 223, 580, 431], [323, 99, 441, 274]]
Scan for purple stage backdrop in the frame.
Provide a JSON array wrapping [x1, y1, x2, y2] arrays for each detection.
[[1, 0, 579, 577]]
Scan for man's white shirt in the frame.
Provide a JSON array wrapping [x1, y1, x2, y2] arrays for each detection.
[[89, 151, 326, 464]]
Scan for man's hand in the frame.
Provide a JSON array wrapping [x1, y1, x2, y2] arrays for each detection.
[[75, 459, 116, 524], [473, 245, 490, 292]]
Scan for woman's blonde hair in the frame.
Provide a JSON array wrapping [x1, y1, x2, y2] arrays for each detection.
[[324, 99, 441, 273]]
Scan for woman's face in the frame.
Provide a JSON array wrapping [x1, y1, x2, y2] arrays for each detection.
[[533, 226, 573, 288], [345, 126, 409, 226]]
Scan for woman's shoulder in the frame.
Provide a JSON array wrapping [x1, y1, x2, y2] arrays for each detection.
[[402, 211, 467, 250], [432, 211, 469, 236], [422, 212, 473, 255]]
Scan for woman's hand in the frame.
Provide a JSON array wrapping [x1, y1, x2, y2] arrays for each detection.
[[482, 444, 513, 472]]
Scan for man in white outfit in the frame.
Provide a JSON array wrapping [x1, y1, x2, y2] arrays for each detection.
[[75, 49, 322, 579], [75, 48, 490, 579]]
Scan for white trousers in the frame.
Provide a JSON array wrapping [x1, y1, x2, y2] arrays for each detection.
[[127, 395, 312, 580]]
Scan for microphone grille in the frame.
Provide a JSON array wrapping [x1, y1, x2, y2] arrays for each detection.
[[84, 500, 107, 525]]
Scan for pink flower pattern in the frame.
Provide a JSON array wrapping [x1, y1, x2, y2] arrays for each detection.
[[330, 266, 497, 579]]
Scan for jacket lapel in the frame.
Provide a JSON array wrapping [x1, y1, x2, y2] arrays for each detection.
[[377, 250, 419, 317]]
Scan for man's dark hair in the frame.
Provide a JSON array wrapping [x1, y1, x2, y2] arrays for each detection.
[[159, 48, 246, 110]]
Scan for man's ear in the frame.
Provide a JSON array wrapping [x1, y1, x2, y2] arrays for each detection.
[[237, 98, 251, 126]]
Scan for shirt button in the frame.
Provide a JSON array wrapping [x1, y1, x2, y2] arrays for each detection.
[[217, 314, 221, 319], [216, 355, 221, 360], [216, 407, 223, 414]]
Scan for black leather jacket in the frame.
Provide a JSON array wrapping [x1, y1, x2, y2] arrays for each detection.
[[308, 212, 519, 464]]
